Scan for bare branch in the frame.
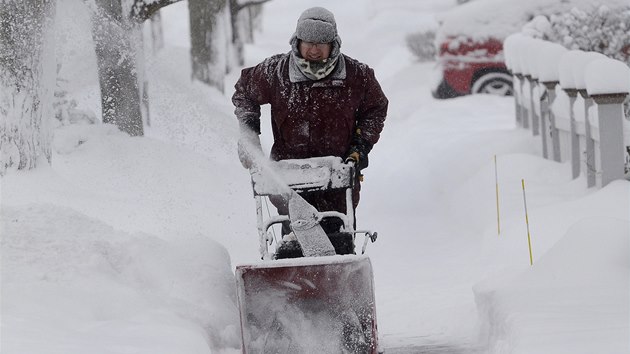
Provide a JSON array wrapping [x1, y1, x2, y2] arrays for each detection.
[[235, 0, 271, 12], [131, 0, 183, 22]]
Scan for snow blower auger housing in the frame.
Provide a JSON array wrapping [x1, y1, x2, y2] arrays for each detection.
[[235, 156, 380, 354]]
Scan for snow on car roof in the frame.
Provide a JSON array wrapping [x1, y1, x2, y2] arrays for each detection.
[[436, 0, 629, 43]]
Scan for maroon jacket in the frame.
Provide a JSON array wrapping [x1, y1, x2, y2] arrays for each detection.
[[232, 53, 388, 161]]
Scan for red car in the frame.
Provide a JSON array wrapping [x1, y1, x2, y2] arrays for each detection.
[[432, 36, 513, 99]]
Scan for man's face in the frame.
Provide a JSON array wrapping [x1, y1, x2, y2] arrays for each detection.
[[299, 41, 332, 61]]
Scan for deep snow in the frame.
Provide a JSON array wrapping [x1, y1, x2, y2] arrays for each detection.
[[2, 0, 629, 353]]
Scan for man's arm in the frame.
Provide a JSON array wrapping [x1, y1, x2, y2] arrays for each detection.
[[346, 67, 388, 170], [355, 67, 388, 146], [232, 58, 277, 134], [232, 58, 278, 168]]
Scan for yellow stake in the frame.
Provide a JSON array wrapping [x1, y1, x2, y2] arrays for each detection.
[[494, 155, 500, 236], [521, 179, 534, 266]]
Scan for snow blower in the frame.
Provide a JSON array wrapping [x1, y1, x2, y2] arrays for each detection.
[[235, 156, 380, 354]]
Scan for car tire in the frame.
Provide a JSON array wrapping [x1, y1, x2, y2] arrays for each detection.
[[432, 79, 463, 99], [471, 71, 513, 96]]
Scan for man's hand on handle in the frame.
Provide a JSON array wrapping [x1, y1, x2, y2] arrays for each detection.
[[238, 129, 263, 169], [344, 129, 372, 171]]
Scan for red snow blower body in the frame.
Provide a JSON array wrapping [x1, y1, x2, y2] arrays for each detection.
[[235, 156, 380, 354]]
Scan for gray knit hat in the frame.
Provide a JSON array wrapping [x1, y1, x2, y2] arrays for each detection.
[[294, 7, 337, 43]]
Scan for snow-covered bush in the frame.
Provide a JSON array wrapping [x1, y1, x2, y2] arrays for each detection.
[[547, 6, 630, 65], [521, 15, 551, 40], [405, 30, 437, 62]]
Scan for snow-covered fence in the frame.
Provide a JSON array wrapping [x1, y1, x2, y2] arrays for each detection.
[[505, 34, 630, 188]]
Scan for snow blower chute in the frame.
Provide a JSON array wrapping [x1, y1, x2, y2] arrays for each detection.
[[235, 156, 380, 354]]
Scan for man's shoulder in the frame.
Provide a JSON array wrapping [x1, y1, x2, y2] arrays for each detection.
[[257, 53, 290, 70], [341, 54, 373, 76]]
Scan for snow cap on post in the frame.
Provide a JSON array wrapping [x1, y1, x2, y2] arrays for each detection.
[[523, 37, 546, 80], [558, 50, 584, 90], [571, 51, 608, 90], [503, 33, 520, 73], [585, 58, 630, 96], [506, 33, 528, 75], [535, 41, 567, 83], [294, 7, 338, 43], [517, 36, 538, 78], [514, 37, 529, 76]]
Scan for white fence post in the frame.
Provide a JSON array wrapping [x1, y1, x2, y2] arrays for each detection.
[[539, 85, 550, 158], [506, 36, 630, 189], [562, 88, 580, 179], [521, 75, 531, 129], [504, 34, 526, 128], [591, 93, 628, 186], [528, 76, 540, 136], [536, 41, 567, 162], [578, 90, 597, 187], [585, 58, 630, 187], [543, 82, 561, 162], [558, 51, 584, 169], [519, 37, 540, 132], [514, 74, 524, 126], [572, 51, 608, 187]]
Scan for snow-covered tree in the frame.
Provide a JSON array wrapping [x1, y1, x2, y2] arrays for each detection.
[[89, 0, 144, 136], [188, 0, 232, 92], [0, 0, 57, 175], [130, 0, 179, 20], [88, 0, 181, 137], [229, 0, 269, 66]]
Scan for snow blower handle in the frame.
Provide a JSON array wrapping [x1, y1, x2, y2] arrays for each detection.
[[360, 231, 378, 254], [344, 158, 359, 183], [344, 155, 357, 168]]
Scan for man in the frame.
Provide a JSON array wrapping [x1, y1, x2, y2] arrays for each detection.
[[232, 6, 388, 237]]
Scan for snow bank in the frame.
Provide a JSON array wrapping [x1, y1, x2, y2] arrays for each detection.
[[436, 141, 630, 353], [474, 214, 629, 354], [1, 63, 252, 353], [1, 203, 240, 353]]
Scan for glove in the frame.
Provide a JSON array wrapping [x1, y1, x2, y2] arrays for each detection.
[[237, 130, 263, 169], [345, 145, 369, 171], [344, 130, 373, 171]]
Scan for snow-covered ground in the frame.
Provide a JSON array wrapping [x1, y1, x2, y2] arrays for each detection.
[[2, 0, 629, 353]]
